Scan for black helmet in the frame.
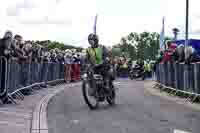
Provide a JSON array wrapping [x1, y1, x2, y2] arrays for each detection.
[[88, 33, 99, 43]]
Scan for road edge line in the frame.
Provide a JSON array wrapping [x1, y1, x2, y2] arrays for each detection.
[[31, 82, 81, 133]]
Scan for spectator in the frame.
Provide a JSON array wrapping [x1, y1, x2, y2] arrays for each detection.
[[24, 42, 33, 63], [64, 49, 72, 83], [31, 44, 40, 63], [176, 44, 185, 63], [75, 52, 81, 80], [39, 47, 49, 87], [16, 35, 30, 89], [38, 45, 45, 63], [71, 49, 77, 82], [50, 49, 57, 63], [185, 46, 200, 64], [30, 43, 40, 83], [49, 49, 58, 80], [160, 43, 177, 64], [0, 30, 14, 103], [57, 50, 65, 79]]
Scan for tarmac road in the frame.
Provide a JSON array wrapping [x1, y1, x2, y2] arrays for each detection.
[[47, 79, 200, 133]]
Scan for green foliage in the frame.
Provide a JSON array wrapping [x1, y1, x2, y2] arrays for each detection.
[[30, 40, 83, 51], [112, 32, 172, 61]]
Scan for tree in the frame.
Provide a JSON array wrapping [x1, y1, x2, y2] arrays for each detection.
[[28, 40, 83, 51], [112, 31, 171, 61]]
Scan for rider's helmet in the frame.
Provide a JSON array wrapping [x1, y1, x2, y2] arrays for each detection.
[[88, 33, 99, 48]]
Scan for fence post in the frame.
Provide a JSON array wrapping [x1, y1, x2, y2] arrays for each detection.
[[163, 63, 167, 86], [184, 64, 189, 92], [190, 63, 195, 92], [170, 62, 175, 88], [27, 63, 31, 86], [197, 63, 200, 94], [194, 63, 198, 93], [156, 63, 159, 83], [160, 64, 163, 85], [0, 56, 9, 102], [174, 63, 178, 89]]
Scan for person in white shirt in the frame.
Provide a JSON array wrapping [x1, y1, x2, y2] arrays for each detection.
[[64, 49, 72, 82]]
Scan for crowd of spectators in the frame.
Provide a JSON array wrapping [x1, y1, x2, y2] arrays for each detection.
[[0, 30, 85, 98], [155, 41, 200, 65]]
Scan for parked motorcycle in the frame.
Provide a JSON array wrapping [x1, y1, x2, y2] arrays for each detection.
[[82, 64, 116, 110]]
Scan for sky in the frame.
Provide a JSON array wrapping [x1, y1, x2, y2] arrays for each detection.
[[0, 0, 200, 47]]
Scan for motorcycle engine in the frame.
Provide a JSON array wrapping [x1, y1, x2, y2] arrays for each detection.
[[94, 74, 103, 88], [93, 74, 105, 101]]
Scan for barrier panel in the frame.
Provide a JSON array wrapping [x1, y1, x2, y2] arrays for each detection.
[[4, 59, 67, 95], [0, 55, 83, 104], [0, 56, 8, 98], [156, 62, 200, 94]]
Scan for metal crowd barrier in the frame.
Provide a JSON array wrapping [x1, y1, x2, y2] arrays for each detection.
[[0, 56, 67, 104], [0, 56, 8, 98], [155, 62, 200, 101]]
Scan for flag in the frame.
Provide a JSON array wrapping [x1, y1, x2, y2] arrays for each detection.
[[93, 14, 98, 34], [159, 17, 165, 51]]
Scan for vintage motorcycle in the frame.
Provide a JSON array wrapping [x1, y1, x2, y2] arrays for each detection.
[[82, 63, 116, 110], [129, 64, 145, 80]]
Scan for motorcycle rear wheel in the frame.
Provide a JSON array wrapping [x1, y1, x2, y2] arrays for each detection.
[[82, 81, 99, 110]]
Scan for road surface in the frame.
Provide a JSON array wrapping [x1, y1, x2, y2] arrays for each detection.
[[47, 79, 200, 133]]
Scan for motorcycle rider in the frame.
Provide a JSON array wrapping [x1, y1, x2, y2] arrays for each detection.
[[86, 33, 114, 96]]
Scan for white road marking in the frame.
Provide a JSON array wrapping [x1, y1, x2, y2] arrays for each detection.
[[174, 129, 191, 133]]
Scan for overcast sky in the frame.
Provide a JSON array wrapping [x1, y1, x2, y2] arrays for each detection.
[[0, 0, 199, 47]]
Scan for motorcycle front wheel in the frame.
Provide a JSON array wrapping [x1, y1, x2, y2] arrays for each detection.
[[82, 81, 99, 110]]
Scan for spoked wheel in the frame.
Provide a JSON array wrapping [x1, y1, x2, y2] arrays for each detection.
[[82, 81, 99, 110], [106, 88, 116, 106]]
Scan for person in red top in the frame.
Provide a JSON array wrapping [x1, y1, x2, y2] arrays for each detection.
[[160, 42, 177, 64]]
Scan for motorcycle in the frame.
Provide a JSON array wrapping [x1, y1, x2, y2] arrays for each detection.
[[82, 63, 116, 110], [129, 64, 145, 80]]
